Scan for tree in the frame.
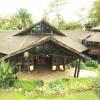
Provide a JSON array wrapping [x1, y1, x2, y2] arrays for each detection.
[[0, 8, 34, 30], [52, 16, 67, 29], [89, 0, 100, 25], [84, 21, 97, 31], [0, 16, 17, 30], [0, 61, 16, 88], [42, 9, 49, 21], [14, 8, 33, 30], [48, 0, 67, 28], [65, 22, 82, 30], [57, 18, 67, 30], [52, 18, 82, 30]]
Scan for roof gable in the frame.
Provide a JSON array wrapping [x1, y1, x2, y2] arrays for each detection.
[[1, 36, 89, 60], [15, 19, 65, 36]]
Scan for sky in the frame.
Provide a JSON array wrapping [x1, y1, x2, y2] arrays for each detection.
[[0, 0, 94, 22]]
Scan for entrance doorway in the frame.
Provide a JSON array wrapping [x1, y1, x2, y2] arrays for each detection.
[[34, 55, 52, 71]]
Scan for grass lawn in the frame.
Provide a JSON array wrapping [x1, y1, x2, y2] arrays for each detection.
[[0, 91, 99, 100]]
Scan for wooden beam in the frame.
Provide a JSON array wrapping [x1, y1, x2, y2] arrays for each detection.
[[74, 59, 78, 78], [76, 59, 81, 78], [51, 55, 54, 70], [98, 43, 100, 63]]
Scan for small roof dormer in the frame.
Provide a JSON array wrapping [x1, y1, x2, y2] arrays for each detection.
[[14, 19, 65, 36]]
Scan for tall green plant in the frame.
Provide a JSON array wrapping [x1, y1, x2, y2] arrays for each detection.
[[89, 0, 100, 25], [15, 8, 33, 30], [85, 60, 98, 68], [0, 60, 16, 88]]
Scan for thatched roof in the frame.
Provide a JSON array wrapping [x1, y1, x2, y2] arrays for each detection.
[[0, 35, 44, 54], [53, 35, 87, 52], [1, 35, 89, 60], [0, 20, 90, 60], [61, 30, 100, 43], [0, 34, 87, 54], [86, 34, 100, 42], [91, 25, 100, 31], [60, 30, 87, 42], [0, 30, 19, 36]]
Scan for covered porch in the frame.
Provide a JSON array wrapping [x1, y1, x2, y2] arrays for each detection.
[[10, 54, 82, 79], [16, 68, 74, 81], [6, 40, 86, 79]]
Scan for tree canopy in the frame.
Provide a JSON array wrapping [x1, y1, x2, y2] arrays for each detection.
[[52, 17, 82, 30], [48, 0, 67, 28], [0, 8, 33, 30], [89, 0, 100, 25], [0, 5, 83, 30], [14, 8, 33, 30]]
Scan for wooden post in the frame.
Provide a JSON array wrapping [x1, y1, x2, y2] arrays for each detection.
[[51, 55, 53, 70], [63, 57, 66, 70], [98, 43, 100, 63], [74, 59, 78, 78], [33, 56, 35, 71], [19, 57, 22, 72], [77, 59, 81, 78], [65, 57, 67, 69], [67, 57, 71, 69]]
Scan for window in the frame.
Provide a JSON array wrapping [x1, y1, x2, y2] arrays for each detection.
[[32, 24, 42, 33], [31, 23, 53, 34]]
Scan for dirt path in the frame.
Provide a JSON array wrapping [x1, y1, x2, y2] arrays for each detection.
[[17, 68, 97, 81], [17, 68, 74, 81]]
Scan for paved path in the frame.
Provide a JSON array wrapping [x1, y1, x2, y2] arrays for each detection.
[[79, 70, 97, 77], [69, 68, 97, 78]]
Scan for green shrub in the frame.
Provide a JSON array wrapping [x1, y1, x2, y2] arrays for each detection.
[[92, 78, 100, 88], [0, 60, 16, 88], [92, 65, 100, 91], [92, 78, 100, 96], [46, 78, 94, 95], [85, 60, 98, 68], [48, 80, 64, 90], [80, 60, 98, 70], [33, 80, 44, 88], [14, 80, 37, 91], [46, 80, 67, 96], [98, 65, 100, 77], [80, 62, 87, 69], [14, 80, 44, 91], [65, 78, 93, 90]]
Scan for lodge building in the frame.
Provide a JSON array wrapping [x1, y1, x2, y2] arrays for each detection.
[[0, 19, 99, 79]]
